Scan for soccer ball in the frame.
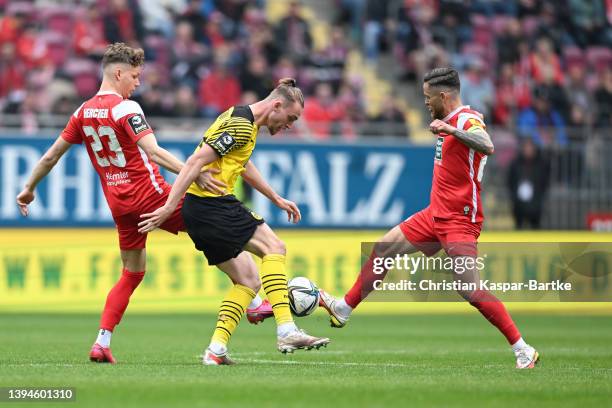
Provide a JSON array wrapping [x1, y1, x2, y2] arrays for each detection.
[[288, 277, 320, 317]]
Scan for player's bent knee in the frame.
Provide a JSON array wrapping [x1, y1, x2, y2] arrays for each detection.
[[265, 238, 286, 256], [240, 273, 261, 293]]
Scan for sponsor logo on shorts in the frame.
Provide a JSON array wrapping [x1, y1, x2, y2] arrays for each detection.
[[128, 114, 150, 135], [250, 211, 263, 221]]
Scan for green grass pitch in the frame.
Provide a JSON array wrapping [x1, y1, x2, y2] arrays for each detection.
[[1, 312, 611, 408]]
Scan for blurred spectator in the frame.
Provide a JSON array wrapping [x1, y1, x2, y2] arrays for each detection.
[[103, 0, 145, 47], [336, 0, 367, 42], [239, 55, 274, 100], [198, 51, 241, 118], [460, 59, 494, 120], [538, 64, 571, 121], [363, 94, 409, 138], [73, 7, 108, 59], [171, 20, 209, 87], [565, 64, 593, 119], [16, 23, 51, 69], [534, 2, 572, 52], [517, 0, 541, 19], [567, 0, 609, 47], [246, 21, 281, 66], [179, 0, 209, 43], [171, 85, 200, 118], [303, 82, 342, 139], [434, 0, 472, 54], [203, 11, 227, 48], [507, 138, 550, 229], [496, 17, 522, 65], [0, 11, 27, 46], [517, 86, 568, 147], [275, 1, 313, 63], [529, 37, 564, 85], [593, 67, 612, 128], [0, 43, 26, 110], [493, 62, 531, 126], [363, 0, 389, 62]]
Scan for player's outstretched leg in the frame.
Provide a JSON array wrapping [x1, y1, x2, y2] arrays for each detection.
[[320, 225, 419, 328], [246, 224, 330, 353], [468, 289, 539, 368], [90, 263, 145, 364]]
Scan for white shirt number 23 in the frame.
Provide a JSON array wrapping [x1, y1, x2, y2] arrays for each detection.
[[83, 126, 126, 168]]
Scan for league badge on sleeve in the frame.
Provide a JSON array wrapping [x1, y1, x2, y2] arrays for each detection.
[[213, 132, 237, 156], [128, 114, 150, 135]]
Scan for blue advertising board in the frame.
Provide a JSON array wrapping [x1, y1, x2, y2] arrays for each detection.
[[0, 137, 433, 228]]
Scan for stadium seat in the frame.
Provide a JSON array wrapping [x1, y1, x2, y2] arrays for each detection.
[[563, 46, 584, 68], [45, 32, 71, 67], [586, 46, 612, 72], [42, 7, 74, 34]]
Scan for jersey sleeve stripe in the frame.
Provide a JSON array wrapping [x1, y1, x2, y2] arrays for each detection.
[[112, 100, 145, 121], [457, 112, 485, 131], [137, 146, 164, 194]]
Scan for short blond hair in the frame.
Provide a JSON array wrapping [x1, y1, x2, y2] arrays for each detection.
[[102, 42, 145, 69], [267, 78, 304, 107]]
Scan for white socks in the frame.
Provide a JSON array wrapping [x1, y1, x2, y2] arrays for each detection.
[[248, 294, 263, 309], [208, 341, 227, 355], [511, 337, 528, 352], [336, 299, 353, 317], [96, 329, 112, 348], [277, 322, 298, 337]]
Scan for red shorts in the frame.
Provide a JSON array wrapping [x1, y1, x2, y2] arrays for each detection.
[[399, 207, 481, 257], [113, 194, 186, 250]]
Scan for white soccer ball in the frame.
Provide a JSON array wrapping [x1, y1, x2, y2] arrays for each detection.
[[288, 277, 320, 317]]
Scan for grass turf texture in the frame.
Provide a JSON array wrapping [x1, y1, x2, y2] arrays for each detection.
[[1, 312, 611, 408]]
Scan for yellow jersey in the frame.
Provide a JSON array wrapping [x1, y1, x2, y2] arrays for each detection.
[[187, 105, 258, 198]]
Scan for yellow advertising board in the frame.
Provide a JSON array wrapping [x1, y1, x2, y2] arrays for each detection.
[[0, 229, 611, 313]]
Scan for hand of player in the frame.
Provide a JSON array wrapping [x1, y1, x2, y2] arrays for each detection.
[[138, 205, 173, 233], [274, 197, 301, 224], [16, 188, 35, 217], [195, 168, 226, 195], [429, 119, 455, 135]]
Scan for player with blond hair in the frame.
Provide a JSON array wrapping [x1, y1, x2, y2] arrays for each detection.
[[138, 78, 330, 365]]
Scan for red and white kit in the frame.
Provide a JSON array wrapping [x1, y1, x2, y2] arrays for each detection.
[[60, 91, 184, 249], [401, 105, 488, 257]]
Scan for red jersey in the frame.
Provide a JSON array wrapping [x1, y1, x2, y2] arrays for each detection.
[[60, 91, 169, 217], [430, 105, 488, 223]]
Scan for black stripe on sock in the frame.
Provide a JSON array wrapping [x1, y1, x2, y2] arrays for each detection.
[[263, 283, 287, 292], [221, 303, 244, 316], [218, 312, 240, 325], [219, 308, 242, 322], [266, 287, 288, 295], [224, 300, 245, 313], [215, 326, 232, 337]]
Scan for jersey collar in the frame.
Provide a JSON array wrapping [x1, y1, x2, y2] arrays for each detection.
[[442, 105, 469, 123], [96, 91, 123, 98]]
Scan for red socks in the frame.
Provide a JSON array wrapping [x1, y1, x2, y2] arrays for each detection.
[[99, 268, 145, 331], [344, 251, 387, 309], [469, 289, 521, 345]]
